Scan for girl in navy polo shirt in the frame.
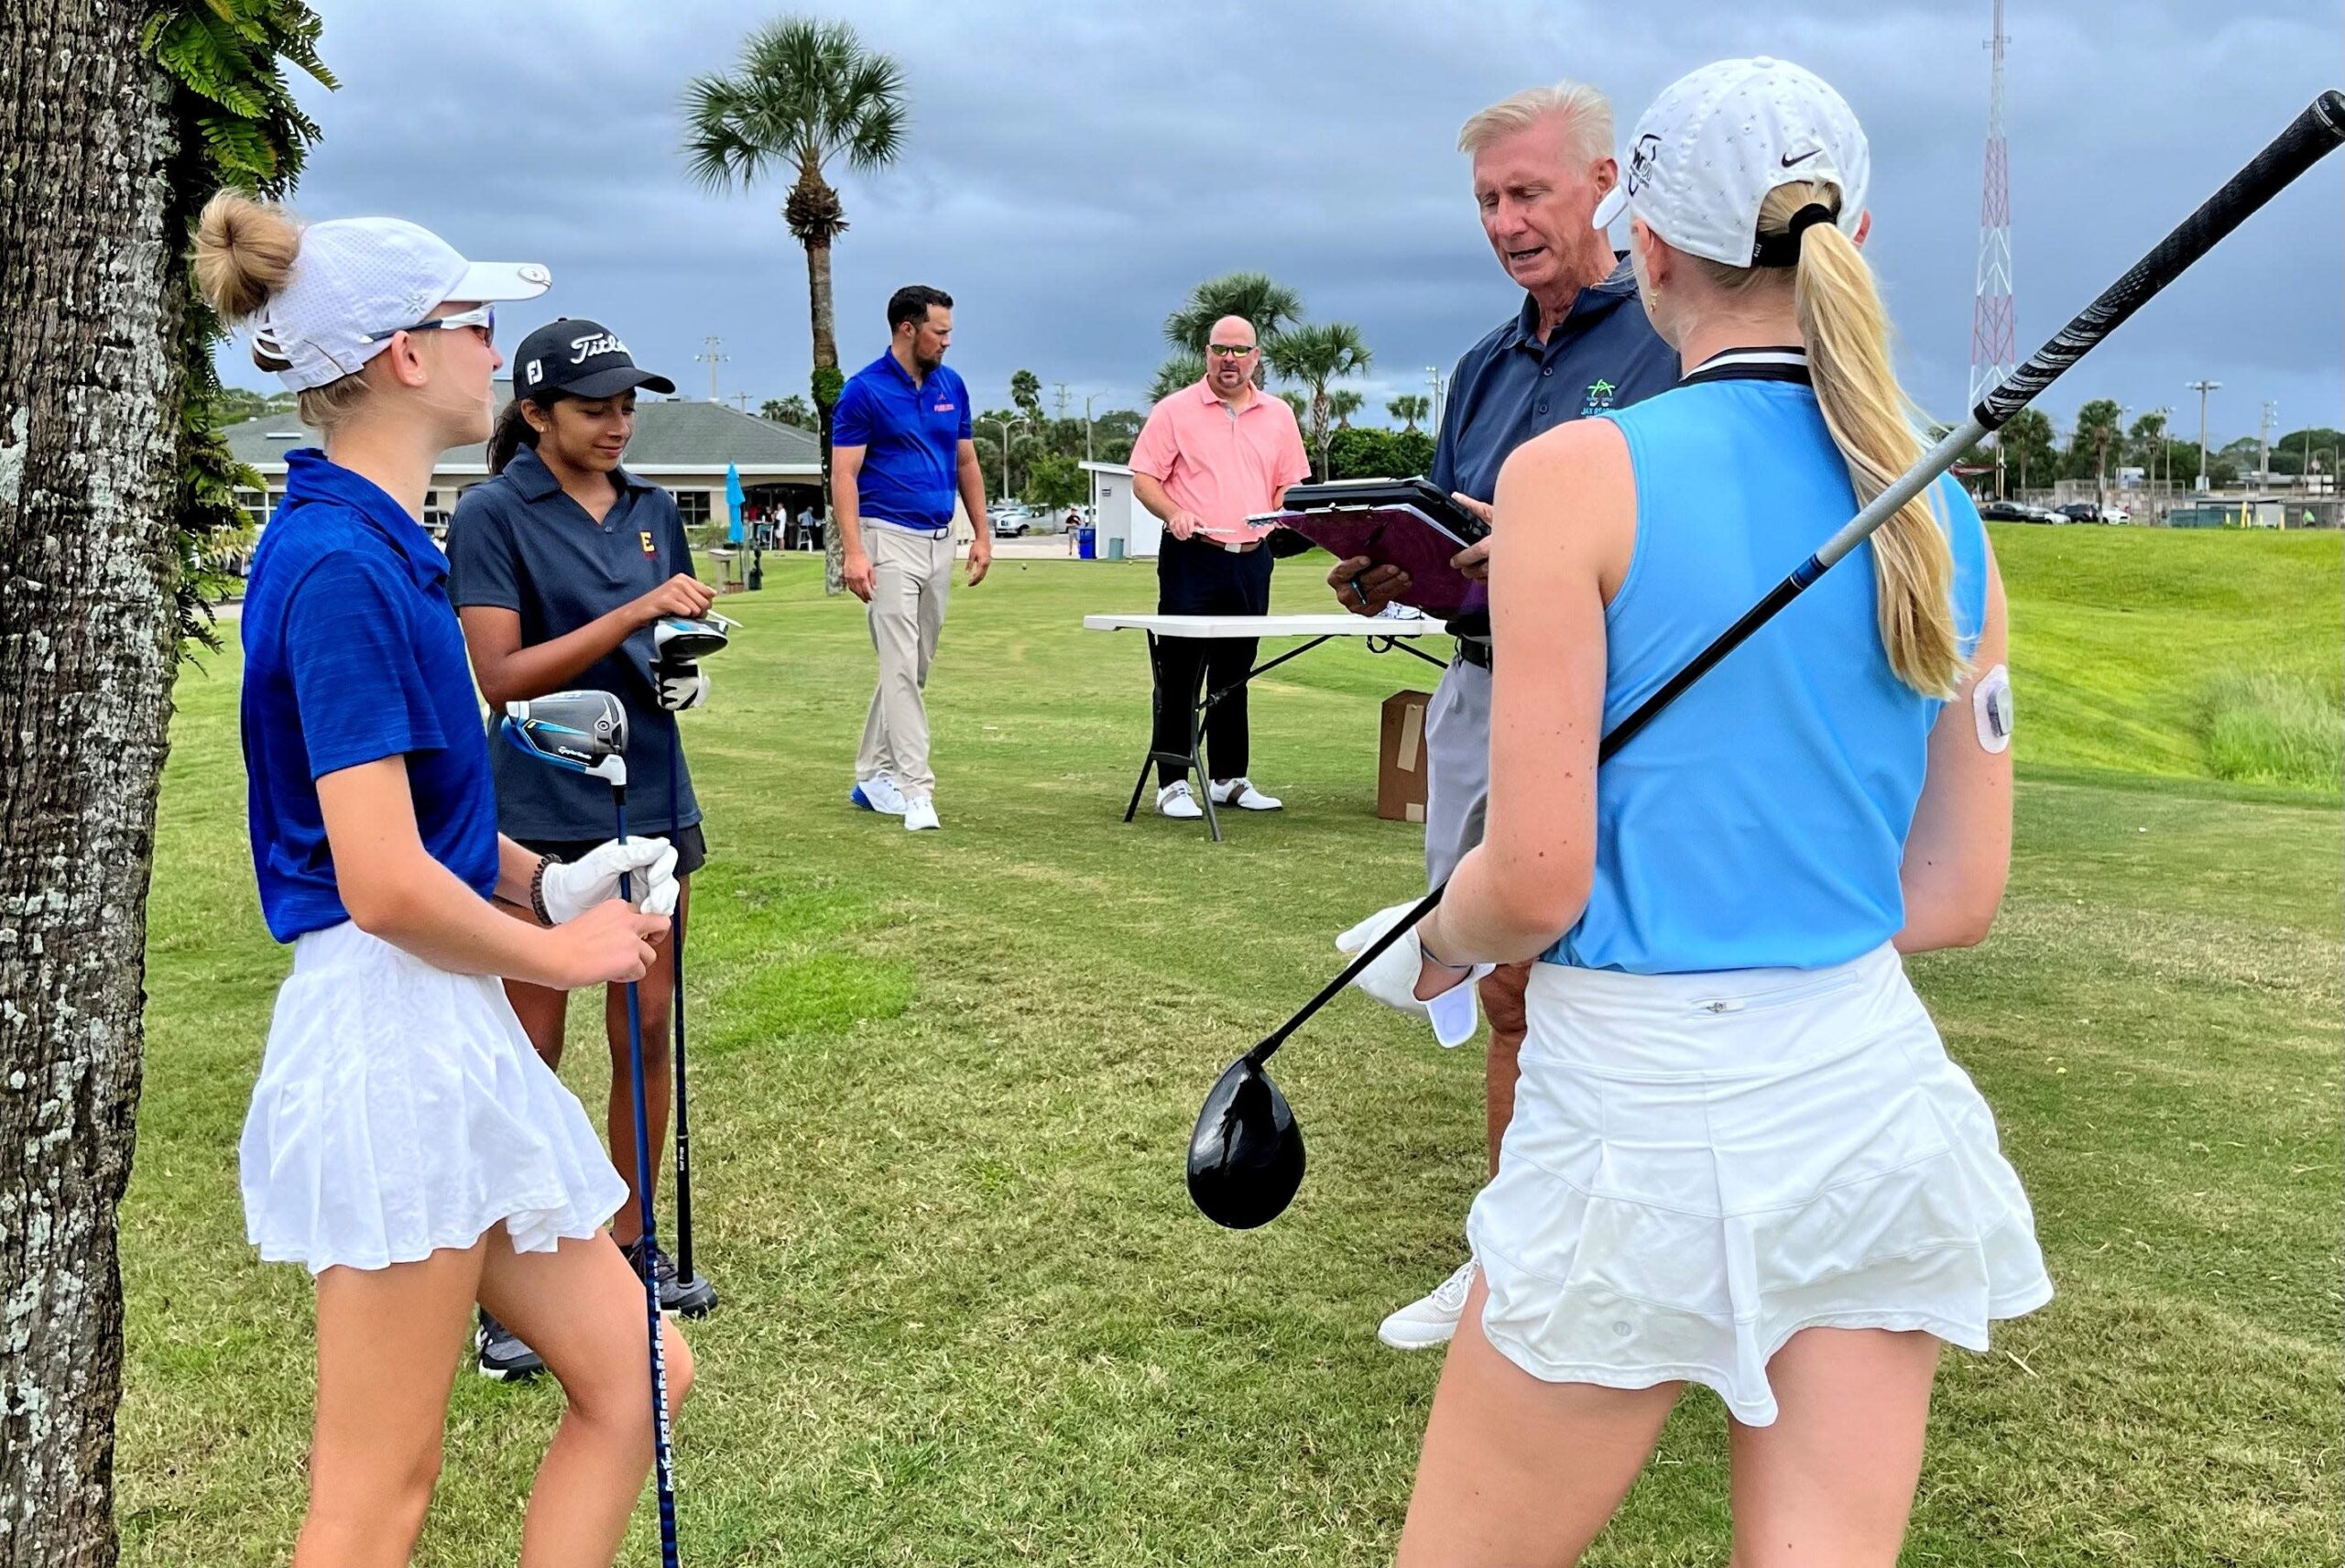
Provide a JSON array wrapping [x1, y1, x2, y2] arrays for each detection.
[[197, 193, 693, 1567], [445, 320, 718, 1372]]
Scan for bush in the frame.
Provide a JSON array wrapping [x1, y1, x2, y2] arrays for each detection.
[[1325, 427, 1435, 481], [2198, 670, 2343, 793]]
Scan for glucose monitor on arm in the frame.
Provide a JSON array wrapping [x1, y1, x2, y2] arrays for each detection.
[[1973, 664, 2013, 754]]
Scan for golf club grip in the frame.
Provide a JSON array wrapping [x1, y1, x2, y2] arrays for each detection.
[[1976, 91, 2345, 430]]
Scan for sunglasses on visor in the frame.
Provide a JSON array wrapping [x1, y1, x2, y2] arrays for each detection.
[[366, 302, 496, 345]]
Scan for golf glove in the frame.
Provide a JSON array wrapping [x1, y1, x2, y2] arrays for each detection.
[[540, 836, 681, 922], [1336, 901, 1495, 1049], [653, 659, 708, 713]]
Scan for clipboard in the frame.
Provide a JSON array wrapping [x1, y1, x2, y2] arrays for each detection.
[[1249, 477, 1489, 618]]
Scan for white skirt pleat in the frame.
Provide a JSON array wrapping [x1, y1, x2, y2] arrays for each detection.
[[241, 920, 628, 1274], [1467, 944, 2052, 1427]]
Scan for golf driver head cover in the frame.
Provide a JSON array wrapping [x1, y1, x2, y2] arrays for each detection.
[[653, 658, 709, 713], [540, 836, 681, 922], [1336, 901, 1496, 1049]]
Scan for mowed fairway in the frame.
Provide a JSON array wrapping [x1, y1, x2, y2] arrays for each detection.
[[121, 528, 2340, 1565]]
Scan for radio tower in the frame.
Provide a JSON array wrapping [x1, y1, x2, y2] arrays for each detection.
[[1969, 0, 2016, 411]]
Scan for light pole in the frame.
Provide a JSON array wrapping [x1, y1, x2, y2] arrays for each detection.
[[2186, 379, 2220, 493], [2258, 398, 2277, 486], [978, 417, 1027, 502], [1425, 365, 1445, 434], [1083, 393, 1097, 465]]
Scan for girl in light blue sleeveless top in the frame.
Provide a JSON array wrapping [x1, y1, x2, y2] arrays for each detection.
[[1399, 59, 2050, 1565]]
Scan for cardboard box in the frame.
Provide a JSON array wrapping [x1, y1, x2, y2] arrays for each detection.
[[1378, 689, 1432, 822]]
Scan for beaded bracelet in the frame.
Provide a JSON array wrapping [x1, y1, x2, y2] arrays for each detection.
[[529, 855, 559, 925]]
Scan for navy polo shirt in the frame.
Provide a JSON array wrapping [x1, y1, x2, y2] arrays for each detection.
[[831, 351, 971, 532], [443, 445, 701, 840], [1434, 256, 1679, 636], [241, 450, 502, 942]]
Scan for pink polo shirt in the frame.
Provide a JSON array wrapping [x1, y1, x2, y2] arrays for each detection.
[[1129, 380, 1311, 546]]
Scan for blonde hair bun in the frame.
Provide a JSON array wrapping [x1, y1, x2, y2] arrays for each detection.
[[192, 191, 302, 323]]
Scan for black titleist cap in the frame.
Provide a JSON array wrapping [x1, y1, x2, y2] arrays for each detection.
[[513, 318, 678, 401]]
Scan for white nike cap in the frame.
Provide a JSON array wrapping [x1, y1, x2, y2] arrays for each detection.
[[1591, 56, 1871, 270], [246, 216, 551, 391]]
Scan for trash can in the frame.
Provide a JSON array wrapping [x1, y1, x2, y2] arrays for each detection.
[[1077, 526, 1096, 560], [1106, 537, 1126, 561]]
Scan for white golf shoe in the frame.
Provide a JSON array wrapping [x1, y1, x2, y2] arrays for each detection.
[[902, 796, 940, 832], [1211, 777, 1282, 811], [852, 774, 908, 815], [1377, 1258, 1478, 1350], [1156, 781, 1205, 820]]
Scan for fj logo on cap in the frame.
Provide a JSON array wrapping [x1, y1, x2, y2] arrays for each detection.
[[525, 360, 543, 386]]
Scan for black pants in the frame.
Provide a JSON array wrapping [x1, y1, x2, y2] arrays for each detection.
[[1151, 536, 1273, 787]]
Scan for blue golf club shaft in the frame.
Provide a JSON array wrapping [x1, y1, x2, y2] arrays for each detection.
[[616, 790, 682, 1568], [668, 733, 695, 1282]]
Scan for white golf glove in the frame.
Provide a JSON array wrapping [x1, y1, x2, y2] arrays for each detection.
[[540, 836, 680, 922], [653, 659, 709, 713], [1336, 901, 1495, 1049]]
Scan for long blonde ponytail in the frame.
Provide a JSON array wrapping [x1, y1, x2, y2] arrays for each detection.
[[1697, 182, 1966, 697]]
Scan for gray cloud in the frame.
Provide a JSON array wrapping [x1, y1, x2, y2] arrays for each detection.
[[224, 0, 2341, 443]]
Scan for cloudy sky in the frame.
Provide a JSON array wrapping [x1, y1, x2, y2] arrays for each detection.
[[223, 1, 2340, 446]]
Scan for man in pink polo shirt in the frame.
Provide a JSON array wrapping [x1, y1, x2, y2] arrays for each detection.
[[1129, 315, 1312, 820]]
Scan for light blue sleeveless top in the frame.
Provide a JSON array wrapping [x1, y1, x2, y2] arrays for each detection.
[[1543, 348, 1987, 975]]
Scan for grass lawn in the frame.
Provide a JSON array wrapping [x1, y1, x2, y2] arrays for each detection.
[[121, 527, 2340, 1565]]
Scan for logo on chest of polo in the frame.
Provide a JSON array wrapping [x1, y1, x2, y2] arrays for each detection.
[[1581, 377, 1618, 417], [640, 531, 656, 556]]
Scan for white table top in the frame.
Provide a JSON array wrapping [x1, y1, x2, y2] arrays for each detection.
[[1082, 611, 1435, 639]]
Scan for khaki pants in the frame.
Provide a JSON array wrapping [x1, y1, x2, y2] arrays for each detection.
[[856, 523, 954, 798]]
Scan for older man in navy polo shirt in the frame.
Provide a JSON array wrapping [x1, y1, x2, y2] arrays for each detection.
[[1333, 81, 1678, 1351], [834, 284, 992, 833]]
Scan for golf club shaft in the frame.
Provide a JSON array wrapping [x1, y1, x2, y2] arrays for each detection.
[[668, 733, 695, 1282], [616, 794, 683, 1567], [1249, 91, 2345, 1068]]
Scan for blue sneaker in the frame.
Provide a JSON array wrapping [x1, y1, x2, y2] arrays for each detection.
[[850, 774, 907, 815]]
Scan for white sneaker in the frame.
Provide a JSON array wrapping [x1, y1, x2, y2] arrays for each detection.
[[852, 774, 908, 815], [1211, 777, 1282, 811], [902, 796, 940, 832], [1156, 780, 1205, 820], [1377, 1258, 1478, 1351]]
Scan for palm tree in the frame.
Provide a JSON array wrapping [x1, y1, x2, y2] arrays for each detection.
[[1148, 350, 1204, 405], [760, 394, 814, 428], [1328, 388, 1364, 429], [1387, 393, 1431, 432], [1265, 321, 1372, 478], [1162, 270, 1305, 354], [683, 17, 908, 591], [1009, 367, 1043, 420]]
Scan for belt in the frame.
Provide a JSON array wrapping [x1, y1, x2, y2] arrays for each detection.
[[867, 514, 952, 539], [1454, 637, 1493, 671], [1180, 533, 1261, 553]]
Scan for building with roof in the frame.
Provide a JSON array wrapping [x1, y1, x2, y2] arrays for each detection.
[[221, 383, 825, 538]]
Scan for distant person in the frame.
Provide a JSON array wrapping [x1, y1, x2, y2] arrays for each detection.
[[445, 320, 721, 1380], [833, 284, 992, 832], [1391, 59, 2047, 1565], [1329, 78, 1678, 1353], [195, 192, 688, 1566], [1129, 315, 1310, 819]]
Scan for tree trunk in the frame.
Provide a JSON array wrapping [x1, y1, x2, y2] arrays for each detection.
[[0, 5, 183, 1563], [804, 228, 844, 596]]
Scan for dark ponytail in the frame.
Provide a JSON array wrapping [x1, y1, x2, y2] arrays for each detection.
[[487, 398, 540, 475]]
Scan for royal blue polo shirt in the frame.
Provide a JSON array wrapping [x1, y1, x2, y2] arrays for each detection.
[[831, 351, 971, 532], [443, 445, 700, 841], [241, 450, 502, 942], [1433, 256, 1680, 636]]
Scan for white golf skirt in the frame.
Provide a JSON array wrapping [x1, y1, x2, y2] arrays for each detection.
[[241, 920, 627, 1275], [1467, 943, 2051, 1427]]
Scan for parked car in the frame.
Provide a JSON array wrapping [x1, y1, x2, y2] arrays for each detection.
[[990, 507, 1038, 537], [1980, 499, 2062, 524], [2054, 501, 2132, 525]]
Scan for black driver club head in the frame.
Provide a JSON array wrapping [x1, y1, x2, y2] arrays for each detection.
[[1186, 1053, 1305, 1229]]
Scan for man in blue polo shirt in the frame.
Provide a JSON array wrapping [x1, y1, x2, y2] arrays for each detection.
[[1330, 82, 1678, 1351], [834, 284, 992, 833]]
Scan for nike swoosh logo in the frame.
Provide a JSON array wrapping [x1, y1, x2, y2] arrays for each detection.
[[1780, 148, 1822, 168]]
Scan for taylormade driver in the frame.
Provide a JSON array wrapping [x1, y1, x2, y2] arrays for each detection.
[[1190, 89, 2345, 1231], [651, 614, 735, 1313], [499, 691, 683, 1565]]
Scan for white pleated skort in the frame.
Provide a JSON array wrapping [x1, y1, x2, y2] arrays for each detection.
[[1467, 943, 2052, 1427], [241, 920, 629, 1275]]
